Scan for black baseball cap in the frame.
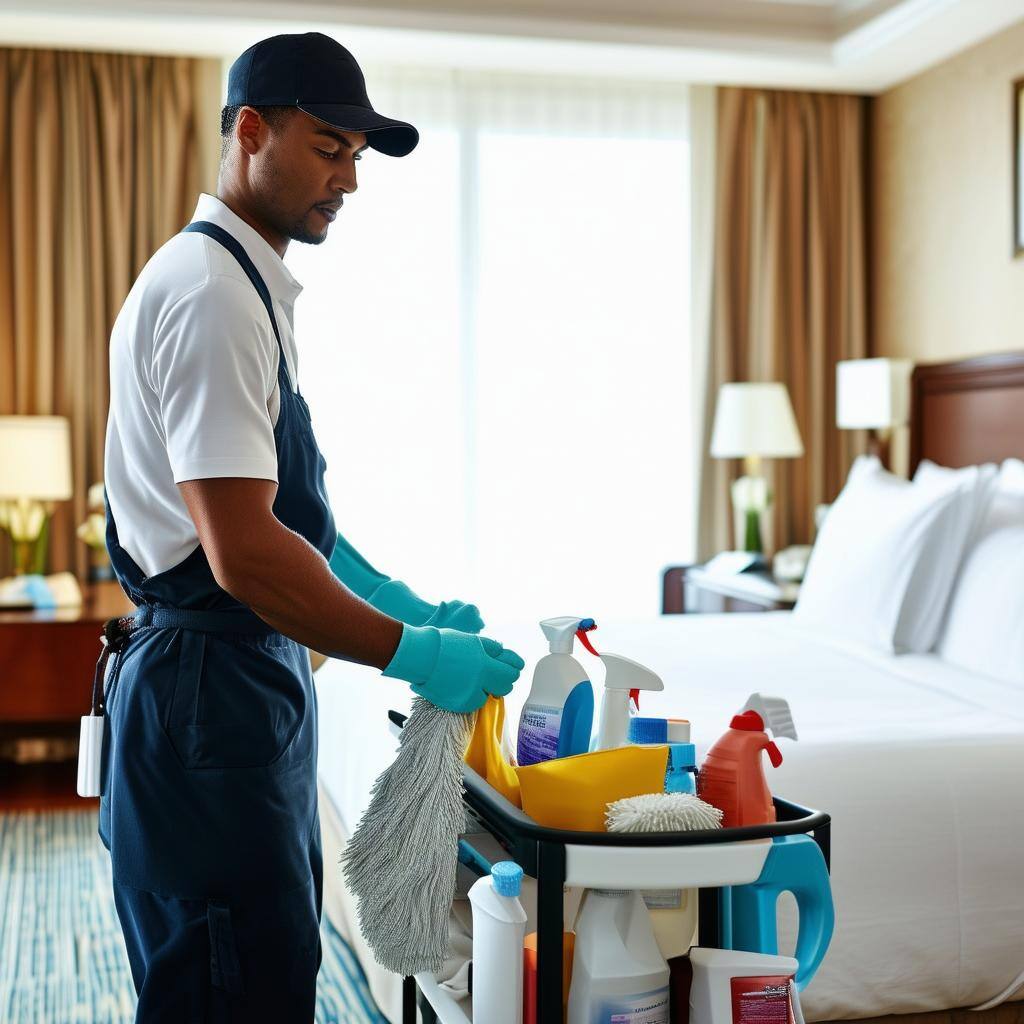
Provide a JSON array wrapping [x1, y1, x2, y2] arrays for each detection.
[[227, 32, 419, 158]]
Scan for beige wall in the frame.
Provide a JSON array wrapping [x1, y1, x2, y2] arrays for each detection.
[[193, 57, 225, 196], [872, 19, 1024, 365]]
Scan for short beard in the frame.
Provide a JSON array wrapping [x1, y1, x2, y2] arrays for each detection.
[[251, 151, 328, 246], [287, 213, 329, 246]]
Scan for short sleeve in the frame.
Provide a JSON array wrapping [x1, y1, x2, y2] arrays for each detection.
[[151, 276, 279, 484]]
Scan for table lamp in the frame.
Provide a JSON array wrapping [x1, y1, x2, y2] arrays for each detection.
[[710, 383, 804, 554], [836, 358, 912, 470], [0, 416, 73, 575]]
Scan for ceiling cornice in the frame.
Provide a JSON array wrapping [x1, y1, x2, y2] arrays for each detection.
[[0, 0, 1022, 93]]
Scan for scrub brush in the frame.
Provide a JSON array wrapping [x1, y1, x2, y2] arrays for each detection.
[[341, 696, 476, 976], [605, 792, 723, 833]]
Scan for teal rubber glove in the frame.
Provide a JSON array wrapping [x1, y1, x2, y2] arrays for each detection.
[[382, 624, 525, 713], [328, 532, 485, 633], [370, 581, 485, 634]]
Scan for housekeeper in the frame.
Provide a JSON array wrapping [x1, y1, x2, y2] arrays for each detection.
[[98, 32, 523, 1022]]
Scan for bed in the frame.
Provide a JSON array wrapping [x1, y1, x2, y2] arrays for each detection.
[[313, 351, 1024, 1023]]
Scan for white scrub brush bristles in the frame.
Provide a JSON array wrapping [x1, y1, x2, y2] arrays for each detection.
[[605, 792, 724, 833]]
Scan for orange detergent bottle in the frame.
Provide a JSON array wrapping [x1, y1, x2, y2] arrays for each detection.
[[697, 696, 796, 828]]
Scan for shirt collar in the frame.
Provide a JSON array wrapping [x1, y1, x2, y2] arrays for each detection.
[[190, 193, 303, 304]]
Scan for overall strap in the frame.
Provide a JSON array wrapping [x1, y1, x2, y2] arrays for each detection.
[[182, 221, 283, 352]]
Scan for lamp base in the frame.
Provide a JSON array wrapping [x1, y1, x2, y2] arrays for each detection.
[[743, 507, 763, 553], [1, 509, 52, 576], [867, 430, 892, 471], [730, 475, 771, 555]]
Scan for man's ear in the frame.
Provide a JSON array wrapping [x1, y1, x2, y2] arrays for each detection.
[[234, 106, 264, 157]]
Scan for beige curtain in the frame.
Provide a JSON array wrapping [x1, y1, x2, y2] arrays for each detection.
[[0, 47, 221, 580], [697, 88, 868, 560]]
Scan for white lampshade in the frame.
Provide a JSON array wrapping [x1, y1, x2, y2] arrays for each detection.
[[0, 416, 73, 500], [836, 358, 912, 429], [710, 383, 804, 459]]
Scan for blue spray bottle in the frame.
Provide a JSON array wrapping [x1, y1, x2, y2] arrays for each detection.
[[516, 617, 596, 766]]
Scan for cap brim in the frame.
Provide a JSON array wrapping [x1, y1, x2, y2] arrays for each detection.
[[298, 103, 419, 157]]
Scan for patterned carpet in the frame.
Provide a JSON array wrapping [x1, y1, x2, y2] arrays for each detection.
[[0, 810, 387, 1023]]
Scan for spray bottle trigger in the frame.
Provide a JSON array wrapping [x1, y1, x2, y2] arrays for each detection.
[[766, 740, 784, 768], [576, 626, 600, 657], [629, 687, 640, 711]]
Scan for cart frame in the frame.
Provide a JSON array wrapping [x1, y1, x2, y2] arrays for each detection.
[[401, 758, 831, 1024]]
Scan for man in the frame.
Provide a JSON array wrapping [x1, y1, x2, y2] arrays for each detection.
[[99, 32, 523, 1022]]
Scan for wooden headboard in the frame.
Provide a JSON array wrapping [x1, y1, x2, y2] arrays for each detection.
[[910, 352, 1024, 475]]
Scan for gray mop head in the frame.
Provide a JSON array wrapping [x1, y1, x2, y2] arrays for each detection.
[[340, 697, 475, 976], [605, 792, 724, 833]]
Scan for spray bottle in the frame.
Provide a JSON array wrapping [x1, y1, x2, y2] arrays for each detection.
[[567, 889, 671, 1024], [593, 654, 664, 750], [516, 617, 597, 767], [697, 694, 797, 828]]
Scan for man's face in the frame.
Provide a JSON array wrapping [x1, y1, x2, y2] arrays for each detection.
[[242, 108, 367, 246]]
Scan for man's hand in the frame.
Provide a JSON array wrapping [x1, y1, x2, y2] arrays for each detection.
[[369, 581, 485, 634], [178, 478, 402, 669], [327, 533, 485, 633], [382, 625, 524, 713], [423, 599, 485, 633]]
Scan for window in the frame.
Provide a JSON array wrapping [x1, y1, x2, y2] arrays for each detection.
[[289, 68, 692, 620]]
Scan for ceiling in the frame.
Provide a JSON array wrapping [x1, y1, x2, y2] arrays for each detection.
[[0, 0, 1022, 92]]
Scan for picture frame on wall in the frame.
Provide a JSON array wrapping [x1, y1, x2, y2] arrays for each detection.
[[1014, 77, 1024, 256]]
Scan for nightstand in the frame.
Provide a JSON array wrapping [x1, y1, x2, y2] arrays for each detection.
[[0, 580, 135, 809], [662, 563, 800, 614]]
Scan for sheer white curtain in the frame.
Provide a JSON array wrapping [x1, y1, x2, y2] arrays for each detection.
[[289, 67, 694, 621]]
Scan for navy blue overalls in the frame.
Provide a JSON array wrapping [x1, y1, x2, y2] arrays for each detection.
[[96, 221, 337, 1022]]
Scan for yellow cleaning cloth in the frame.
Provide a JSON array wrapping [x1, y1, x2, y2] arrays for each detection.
[[516, 745, 669, 832], [464, 696, 522, 807]]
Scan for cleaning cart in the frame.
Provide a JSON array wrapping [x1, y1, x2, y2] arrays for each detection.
[[397, 728, 832, 1024]]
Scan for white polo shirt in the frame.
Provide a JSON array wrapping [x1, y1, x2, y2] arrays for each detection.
[[104, 193, 304, 579]]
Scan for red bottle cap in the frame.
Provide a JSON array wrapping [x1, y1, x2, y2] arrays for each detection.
[[729, 710, 765, 731]]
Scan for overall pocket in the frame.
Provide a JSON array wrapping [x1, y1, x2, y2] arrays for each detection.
[[164, 630, 308, 771]]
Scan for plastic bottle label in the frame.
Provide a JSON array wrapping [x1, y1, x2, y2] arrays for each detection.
[[592, 986, 669, 1023], [517, 702, 562, 766], [730, 975, 795, 1024]]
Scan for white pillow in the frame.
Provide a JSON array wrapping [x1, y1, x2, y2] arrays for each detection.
[[936, 459, 1024, 684], [793, 455, 969, 653], [899, 459, 997, 651]]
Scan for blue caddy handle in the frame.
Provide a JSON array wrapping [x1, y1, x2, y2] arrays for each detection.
[[731, 834, 834, 989]]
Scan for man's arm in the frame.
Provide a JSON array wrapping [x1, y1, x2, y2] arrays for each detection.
[[178, 477, 402, 669]]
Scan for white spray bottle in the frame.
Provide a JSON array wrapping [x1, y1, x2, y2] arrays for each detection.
[[567, 889, 671, 1024], [594, 654, 665, 751], [516, 617, 596, 767]]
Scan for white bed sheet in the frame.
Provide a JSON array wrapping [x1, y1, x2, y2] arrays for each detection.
[[315, 612, 1024, 1021]]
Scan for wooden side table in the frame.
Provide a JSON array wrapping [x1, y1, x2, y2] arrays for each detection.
[[662, 564, 800, 615], [0, 580, 135, 809]]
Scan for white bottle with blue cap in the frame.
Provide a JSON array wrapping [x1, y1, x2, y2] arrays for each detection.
[[626, 716, 701, 959], [469, 861, 529, 1024]]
